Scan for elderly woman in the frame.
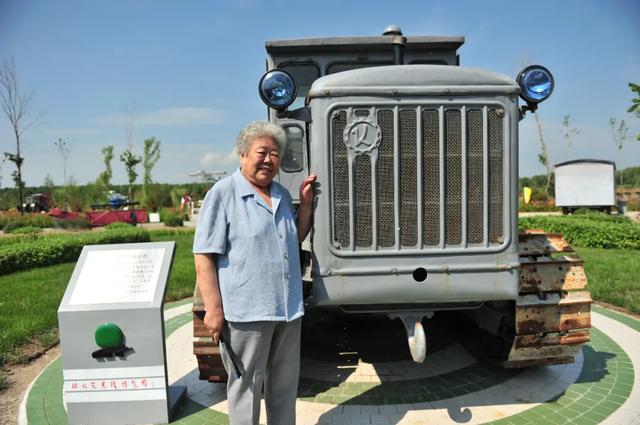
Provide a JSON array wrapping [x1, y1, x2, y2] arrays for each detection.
[[193, 121, 316, 425]]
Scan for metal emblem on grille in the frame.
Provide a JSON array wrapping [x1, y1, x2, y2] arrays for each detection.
[[343, 118, 382, 154]]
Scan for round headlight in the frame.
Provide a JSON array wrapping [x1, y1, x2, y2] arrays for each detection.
[[517, 65, 554, 103], [258, 69, 297, 110]]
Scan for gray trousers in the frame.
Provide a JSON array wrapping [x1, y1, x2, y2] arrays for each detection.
[[220, 318, 302, 425]]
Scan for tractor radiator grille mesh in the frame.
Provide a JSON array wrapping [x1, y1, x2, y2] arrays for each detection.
[[330, 105, 506, 251]]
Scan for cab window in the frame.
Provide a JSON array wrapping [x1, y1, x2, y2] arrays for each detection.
[[278, 63, 320, 110], [281, 126, 304, 173]]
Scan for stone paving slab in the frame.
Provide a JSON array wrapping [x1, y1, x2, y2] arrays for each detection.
[[20, 303, 640, 424]]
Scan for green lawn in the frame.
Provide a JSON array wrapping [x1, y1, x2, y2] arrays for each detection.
[[576, 247, 640, 314]]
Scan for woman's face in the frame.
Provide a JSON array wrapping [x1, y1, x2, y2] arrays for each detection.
[[239, 136, 281, 189]]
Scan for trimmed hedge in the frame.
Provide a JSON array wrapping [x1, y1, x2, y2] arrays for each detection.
[[568, 209, 631, 223], [0, 227, 150, 275], [148, 227, 195, 237], [8, 226, 42, 235], [0, 214, 53, 231], [519, 216, 640, 250], [105, 222, 134, 230], [53, 218, 91, 230]]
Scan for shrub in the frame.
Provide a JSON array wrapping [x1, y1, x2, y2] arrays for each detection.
[[164, 212, 184, 227], [519, 201, 559, 213], [29, 214, 53, 228], [9, 226, 42, 235], [626, 198, 640, 212], [1, 214, 54, 232], [160, 208, 184, 227], [0, 212, 22, 230], [54, 218, 91, 230], [519, 216, 640, 250], [569, 209, 631, 223], [2, 219, 29, 233], [149, 227, 195, 237], [105, 222, 134, 230], [0, 227, 150, 275]]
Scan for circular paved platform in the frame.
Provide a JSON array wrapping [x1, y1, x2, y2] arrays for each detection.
[[20, 301, 640, 424]]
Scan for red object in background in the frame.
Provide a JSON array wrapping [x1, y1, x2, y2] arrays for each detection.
[[48, 208, 80, 220], [85, 209, 148, 227]]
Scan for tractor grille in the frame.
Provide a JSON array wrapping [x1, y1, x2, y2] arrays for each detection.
[[330, 104, 506, 252]]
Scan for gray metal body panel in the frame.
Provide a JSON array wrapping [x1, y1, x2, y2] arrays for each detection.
[[308, 65, 518, 96], [57, 242, 176, 425], [307, 66, 520, 306], [266, 35, 464, 53]]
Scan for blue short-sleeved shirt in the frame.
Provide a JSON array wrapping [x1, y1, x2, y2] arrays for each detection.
[[193, 169, 304, 322]]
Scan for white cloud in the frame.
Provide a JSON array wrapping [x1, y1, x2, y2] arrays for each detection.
[[93, 107, 225, 127], [200, 148, 238, 167]]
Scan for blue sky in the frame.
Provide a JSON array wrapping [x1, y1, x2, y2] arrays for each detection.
[[1, 0, 639, 186]]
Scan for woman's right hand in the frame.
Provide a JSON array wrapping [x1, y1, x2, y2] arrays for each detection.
[[204, 306, 225, 344]]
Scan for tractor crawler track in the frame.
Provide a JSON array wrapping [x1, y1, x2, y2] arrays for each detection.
[[504, 231, 592, 368]]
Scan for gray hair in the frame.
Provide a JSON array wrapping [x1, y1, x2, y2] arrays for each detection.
[[235, 121, 286, 156]]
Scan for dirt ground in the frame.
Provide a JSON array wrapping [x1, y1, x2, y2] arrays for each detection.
[[0, 346, 60, 425]]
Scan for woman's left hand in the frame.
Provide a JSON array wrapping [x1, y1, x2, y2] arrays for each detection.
[[299, 174, 317, 207]]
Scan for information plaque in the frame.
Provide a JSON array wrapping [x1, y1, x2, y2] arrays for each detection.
[[58, 242, 185, 425]]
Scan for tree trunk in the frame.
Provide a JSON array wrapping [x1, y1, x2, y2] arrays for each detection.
[[534, 112, 552, 197], [14, 127, 24, 215]]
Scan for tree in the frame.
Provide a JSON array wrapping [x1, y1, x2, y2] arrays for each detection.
[[54, 137, 71, 185], [3, 152, 24, 205], [142, 137, 161, 185], [98, 145, 114, 188], [533, 111, 553, 196], [124, 103, 135, 150], [609, 118, 628, 185], [40, 173, 55, 204], [43, 173, 54, 188], [142, 137, 161, 209], [120, 149, 142, 200], [628, 82, 640, 141], [561, 115, 580, 161], [0, 58, 41, 213]]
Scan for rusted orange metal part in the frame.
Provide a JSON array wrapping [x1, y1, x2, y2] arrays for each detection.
[[519, 257, 587, 293], [192, 287, 228, 382], [506, 232, 592, 368], [518, 231, 575, 256]]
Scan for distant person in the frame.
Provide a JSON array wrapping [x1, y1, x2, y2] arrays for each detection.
[[180, 193, 192, 211], [193, 121, 316, 425]]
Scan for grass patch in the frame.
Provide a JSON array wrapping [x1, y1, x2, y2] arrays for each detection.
[[152, 232, 196, 301], [0, 232, 197, 369], [0, 263, 75, 365], [576, 246, 640, 314]]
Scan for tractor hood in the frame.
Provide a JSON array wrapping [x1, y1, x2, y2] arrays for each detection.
[[307, 65, 519, 98]]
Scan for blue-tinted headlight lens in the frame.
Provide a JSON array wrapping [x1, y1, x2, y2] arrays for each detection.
[[258, 70, 297, 110], [517, 65, 554, 103]]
